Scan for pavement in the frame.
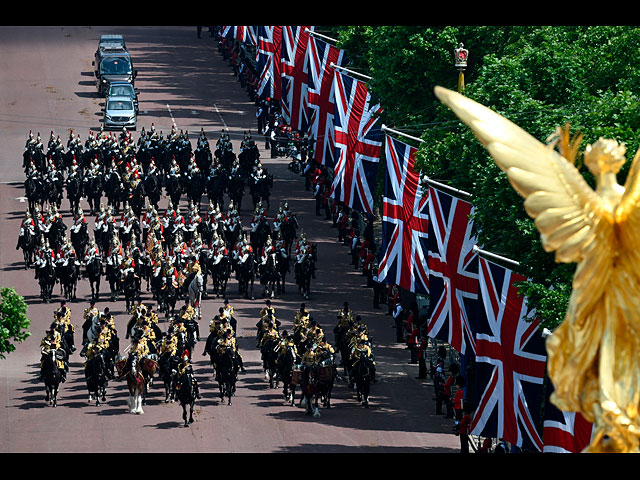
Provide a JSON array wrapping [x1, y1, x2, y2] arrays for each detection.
[[0, 26, 459, 453]]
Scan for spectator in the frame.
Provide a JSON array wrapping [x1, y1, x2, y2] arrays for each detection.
[[494, 439, 508, 453], [416, 336, 428, 379], [393, 299, 404, 343], [442, 363, 459, 419], [478, 437, 493, 453], [454, 374, 466, 422], [458, 402, 474, 454], [407, 322, 419, 364]]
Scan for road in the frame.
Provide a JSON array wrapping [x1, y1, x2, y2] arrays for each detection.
[[0, 26, 459, 453]]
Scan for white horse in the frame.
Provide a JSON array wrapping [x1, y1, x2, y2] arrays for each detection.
[[188, 272, 204, 320], [126, 356, 145, 415], [86, 314, 102, 343]]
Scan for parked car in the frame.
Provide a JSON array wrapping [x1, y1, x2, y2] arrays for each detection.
[[103, 95, 137, 130], [94, 46, 137, 96], [107, 81, 139, 112]]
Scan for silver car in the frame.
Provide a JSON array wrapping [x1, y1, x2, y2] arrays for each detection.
[[107, 81, 139, 112], [103, 95, 137, 130]]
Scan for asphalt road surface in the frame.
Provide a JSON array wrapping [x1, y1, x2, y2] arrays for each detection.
[[0, 26, 459, 453]]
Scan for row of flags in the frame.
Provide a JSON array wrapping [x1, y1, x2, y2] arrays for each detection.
[[222, 25, 593, 453]]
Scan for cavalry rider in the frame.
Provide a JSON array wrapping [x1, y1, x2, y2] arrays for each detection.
[[149, 214, 164, 250], [94, 204, 107, 246], [39, 323, 68, 382], [162, 200, 177, 233], [223, 200, 241, 233], [159, 327, 179, 358], [56, 300, 76, 353], [186, 201, 202, 241], [70, 207, 87, 241], [34, 237, 55, 279], [57, 236, 79, 268], [107, 236, 124, 268], [250, 203, 266, 234], [164, 257, 180, 289], [120, 203, 137, 240], [140, 204, 154, 245], [16, 209, 36, 249], [272, 204, 287, 236], [84, 239, 100, 265], [348, 335, 377, 385], [215, 328, 246, 373], [170, 233, 188, 270], [189, 233, 206, 259], [176, 349, 202, 399], [274, 330, 298, 362], [171, 206, 187, 242], [260, 235, 275, 266], [232, 233, 252, 264], [294, 231, 315, 279], [121, 247, 136, 278], [211, 232, 228, 266]]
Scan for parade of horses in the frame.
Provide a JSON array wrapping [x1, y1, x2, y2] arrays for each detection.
[[0, 26, 471, 454]]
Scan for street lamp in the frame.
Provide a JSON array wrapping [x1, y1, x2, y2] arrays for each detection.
[[454, 42, 468, 92]]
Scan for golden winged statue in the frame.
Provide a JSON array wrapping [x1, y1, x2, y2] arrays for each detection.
[[434, 85, 640, 453]]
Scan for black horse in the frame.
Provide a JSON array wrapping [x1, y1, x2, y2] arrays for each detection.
[[24, 175, 44, 213], [259, 252, 279, 299], [260, 337, 280, 389], [85, 255, 103, 301], [41, 348, 63, 407], [276, 343, 299, 406], [158, 351, 179, 403], [235, 251, 256, 300], [16, 227, 36, 269], [37, 256, 56, 302], [66, 174, 83, 214], [176, 370, 198, 426], [216, 346, 239, 406], [122, 269, 139, 313], [295, 247, 316, 300], [275, 250, 290, 295], [105, 258, 122, 302], [352, 354, 374, 408], [208, 255, 231, 298], [84, 351, 108, 406]]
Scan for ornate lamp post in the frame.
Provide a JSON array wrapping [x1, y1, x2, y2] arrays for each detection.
[[454, 42, 468, 92]]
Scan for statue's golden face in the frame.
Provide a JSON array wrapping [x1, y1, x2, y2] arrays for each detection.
[[584, 138, 627, 175]]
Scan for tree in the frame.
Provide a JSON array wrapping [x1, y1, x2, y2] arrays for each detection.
[[0, 287, 31, 359], [328, 26, 640, 331]]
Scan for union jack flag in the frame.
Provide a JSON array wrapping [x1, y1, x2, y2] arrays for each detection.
[[256, 26, 283, 100], [377, 135, 429, 294], [470, 257, 546, 452], [280, 26, 313, 131], [221, 26, 257, 45], [426, 187, 479, 355], [329, 70, 383, 215], [306, 35, 348, 167], [542, 379, 594, 453]]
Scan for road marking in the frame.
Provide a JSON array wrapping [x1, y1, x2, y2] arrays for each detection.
[[13, 196, 27, 202], [214, 104, 227, 128], [166, 104, 175, 125]]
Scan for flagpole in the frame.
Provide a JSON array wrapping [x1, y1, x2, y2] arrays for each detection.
[[422, 175, 473, 199], [329, 62, 372, 81], [382, 124, 425, 145], [306, 28, 338, 44], [472, 245, 520, 268]]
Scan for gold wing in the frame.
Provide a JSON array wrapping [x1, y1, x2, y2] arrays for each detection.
[[616, 148, 640, 250], [433, 86, 611, 264]]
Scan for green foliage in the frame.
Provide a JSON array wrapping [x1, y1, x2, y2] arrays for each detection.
[[0, 287, 31, 359], [330, 26, 640, 331]]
